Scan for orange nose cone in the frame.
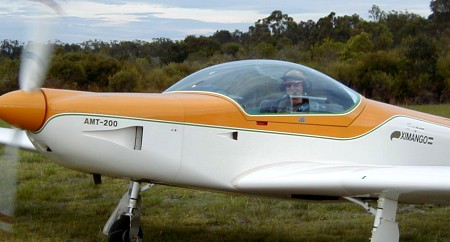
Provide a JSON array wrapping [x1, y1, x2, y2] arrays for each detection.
[[0, 90, 46, 131]]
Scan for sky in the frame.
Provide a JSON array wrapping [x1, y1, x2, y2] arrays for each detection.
[[0, 0, 433, 44]]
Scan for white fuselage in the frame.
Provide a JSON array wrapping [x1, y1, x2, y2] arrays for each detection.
[[28, 112, 450, 200]]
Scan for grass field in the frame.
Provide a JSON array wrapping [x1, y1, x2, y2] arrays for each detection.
[[0, 104, 449, 242], [405, 104, 450, 118]]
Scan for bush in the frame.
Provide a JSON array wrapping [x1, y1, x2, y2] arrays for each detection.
[[108, 68, 139, 92]]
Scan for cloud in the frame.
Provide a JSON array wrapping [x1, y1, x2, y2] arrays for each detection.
[[60, 1, 266, 24]]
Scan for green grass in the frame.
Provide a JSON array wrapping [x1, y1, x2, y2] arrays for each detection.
[[0, 105, 449, 242], [405, 104, 450, 118]]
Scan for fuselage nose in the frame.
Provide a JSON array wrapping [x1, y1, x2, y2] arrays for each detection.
[[0, 90, 46, 131]]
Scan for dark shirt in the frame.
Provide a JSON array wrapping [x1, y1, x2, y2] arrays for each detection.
[[276, 95, 309, 113]]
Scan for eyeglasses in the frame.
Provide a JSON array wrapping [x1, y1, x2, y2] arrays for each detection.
[[285, 81, 303, 88]]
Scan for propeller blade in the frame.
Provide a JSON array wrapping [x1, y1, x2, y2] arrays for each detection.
[[0, 130, 21, 232], [19, 0, 63, 92], [0, 1, 64, 232], [19, 41, 53, 92], [30, 0, 63, 15]]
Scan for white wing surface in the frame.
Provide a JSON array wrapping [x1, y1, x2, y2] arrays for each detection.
[[234, 162, 450, 204]]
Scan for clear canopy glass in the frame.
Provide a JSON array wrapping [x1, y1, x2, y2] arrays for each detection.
[[165, 60, 360, 115]]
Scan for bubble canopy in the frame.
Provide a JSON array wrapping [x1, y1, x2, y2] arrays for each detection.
[[165, 60, 360, 115]]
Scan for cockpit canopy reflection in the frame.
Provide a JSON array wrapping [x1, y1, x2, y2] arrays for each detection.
[[165, 60, 360, 115]]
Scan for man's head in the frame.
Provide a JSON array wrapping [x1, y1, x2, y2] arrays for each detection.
[[282, 70, 306, 96]]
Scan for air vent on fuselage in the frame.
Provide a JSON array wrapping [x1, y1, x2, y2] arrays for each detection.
[[83, 126, 144, 150], [232, 131, 238, 140], [218, 131, 238, 140]]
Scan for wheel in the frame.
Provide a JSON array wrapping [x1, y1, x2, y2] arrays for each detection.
[[108, 215, 143, 242]]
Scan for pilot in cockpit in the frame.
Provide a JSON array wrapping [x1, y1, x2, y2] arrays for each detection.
[[277, 70, 310, 113]]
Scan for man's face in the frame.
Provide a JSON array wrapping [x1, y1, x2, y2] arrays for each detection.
[[285, 80, 304, 96]]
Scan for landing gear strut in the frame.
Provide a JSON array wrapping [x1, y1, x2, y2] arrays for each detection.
[[345, 192, 400, 242], [370, 195, 399, 242], [103, 181, 154, 242]]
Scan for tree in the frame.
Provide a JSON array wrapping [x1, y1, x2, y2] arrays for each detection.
[[0, 59, 19, 94], [436, 52, 450, 101], [48, 53, 87, 89], [249, 42, 276, 58], [212, 30, 232, 44], [297, 20, 316, 46], [54, 43, 82, 55], [248, 19, 272, 44], [222, 42, 242, 57], [0, 39, 22, 59], [333, 14, 362, 42], [429, 0, 450, 37], [351, 52, 399, 102], [84, 54, 120, 89], [385, 10, 429, 45], [310, 38, 345, 64], [150, 38, 188, 64], [398, 35, 440, 102], [109, 41, 143, 60], [184, 35, 221, 59], [311, 12, 337, 43], [79, 39, 110, 54], [372, 23, 393, 50], [403, 35, 438, 76], [262, 10, 297, 39], [231, 30, 245, 43], [342, 32, 374, 60], [368, 5, 386, 22], [108, 68, 139, 92]]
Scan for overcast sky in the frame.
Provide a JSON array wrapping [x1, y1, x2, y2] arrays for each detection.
[[1, 0, 433, 44]]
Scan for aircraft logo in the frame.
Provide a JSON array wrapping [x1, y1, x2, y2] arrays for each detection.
[[390, 131, 434, 145]]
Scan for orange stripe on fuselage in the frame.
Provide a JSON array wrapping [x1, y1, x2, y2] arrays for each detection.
[[40, 89, 450, 139]]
